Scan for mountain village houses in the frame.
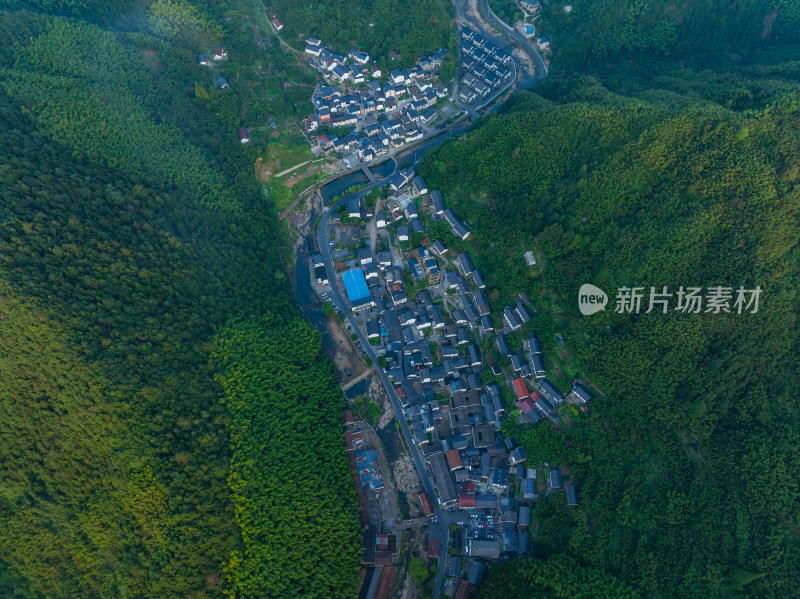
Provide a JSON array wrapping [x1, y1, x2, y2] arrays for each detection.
[[295, 13, 564, 595], [457, 28, 514, 105], [304, 37, 450, 160], [324, 164, 595, 588]]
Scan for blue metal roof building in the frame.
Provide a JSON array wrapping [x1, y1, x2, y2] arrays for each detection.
[[342, 268, 370, 303]]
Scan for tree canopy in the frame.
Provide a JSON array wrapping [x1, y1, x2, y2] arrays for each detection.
[[539, 0, 800, 71], [0, 4, 360, 597], [421, 51, 800, 599]]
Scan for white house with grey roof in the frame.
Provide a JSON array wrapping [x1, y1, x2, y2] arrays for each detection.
[[475, 288, 491, 316], [531, 353, 546, 379], [496, 334, 511, 357], [526, 334, 542, 355], [515, 302, 532, 324], [366, 319, 380, 338], [347, 196, 361, 218], [571, 381, 593, 403], [457, 253, 474, 277], [468, 344, 482, 367], [413, 175, 428, 195], [452, 219, 471, 240], [503, 306, 521, 331], [472, 268, 485, 288], [431, 239, 447, 257], [430, 190, 445, 215], [539, 379, 564, 403], [357, 247, 372, 265]]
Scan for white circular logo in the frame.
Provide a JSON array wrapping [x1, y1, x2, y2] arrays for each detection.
[[578, 284, 608, 315]]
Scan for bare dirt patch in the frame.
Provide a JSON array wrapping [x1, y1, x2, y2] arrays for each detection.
[[511, 45, 536, 80], [254, 157, 274, 182], [284, 163, 321, 187], [392, 456, 423, 516], [286, 188, 320, 239], [139, 49, 161, 73], [762, 9, 779, 39], [374, 379, 397, 429], [325, 316, 368, 381], [359, 425, 401, 528], [398, 531, 428, 599], [549, 358, 564, 378]]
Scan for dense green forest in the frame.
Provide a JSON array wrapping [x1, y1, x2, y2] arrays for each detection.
[[0, 2, 359, 598], [540, 0, 800, 71], [266, 0, 457, 70], [420, 22, 800, 599], [481, 554, 639, 599], [213, 315, 361, 597]]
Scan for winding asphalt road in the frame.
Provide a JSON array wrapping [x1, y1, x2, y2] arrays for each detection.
[[479, 0, 548, 85]]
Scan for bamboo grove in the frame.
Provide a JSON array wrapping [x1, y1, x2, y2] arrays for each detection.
[[0, 3, 360, 597]]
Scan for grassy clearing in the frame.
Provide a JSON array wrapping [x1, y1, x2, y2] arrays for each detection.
[[255, 127, 312, 172], [265, 168, 328, 212]]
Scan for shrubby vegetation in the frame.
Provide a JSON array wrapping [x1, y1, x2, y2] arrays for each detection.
[[148, 0, 223, 48], [488, 0, 524, 26], [0, 4, 360, 597], [11, 0, 138, 16], [421, 50, 800, 599]]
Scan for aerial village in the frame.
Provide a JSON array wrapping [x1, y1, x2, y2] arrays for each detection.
[[201, 0, 557, 153], [315, 166, 594, 598], [261, 4, 565, 596], [456, 28, 514, 105], [302, 37, 451, 162]]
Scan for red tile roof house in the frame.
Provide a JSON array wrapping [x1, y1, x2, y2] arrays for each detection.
[[512, 377, 529, 400], [516, 397, 536, 414], [427, 523, 442, 558], [459, 493, 476, 509], [455, 580, 474, 599], [445, 449, 464, 471], [418, 492, 434, 517]]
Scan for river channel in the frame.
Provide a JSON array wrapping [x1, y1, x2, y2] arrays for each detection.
[[318, 157, 396, 204]]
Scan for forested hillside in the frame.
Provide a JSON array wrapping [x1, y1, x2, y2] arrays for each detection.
[[0, 3, 359, 598], [540, 0, 800, 71], [420, 51, 800, 599], [213, 315, 361, 597], [481, 554, 639, 599], [266, 0, 456, 69]]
